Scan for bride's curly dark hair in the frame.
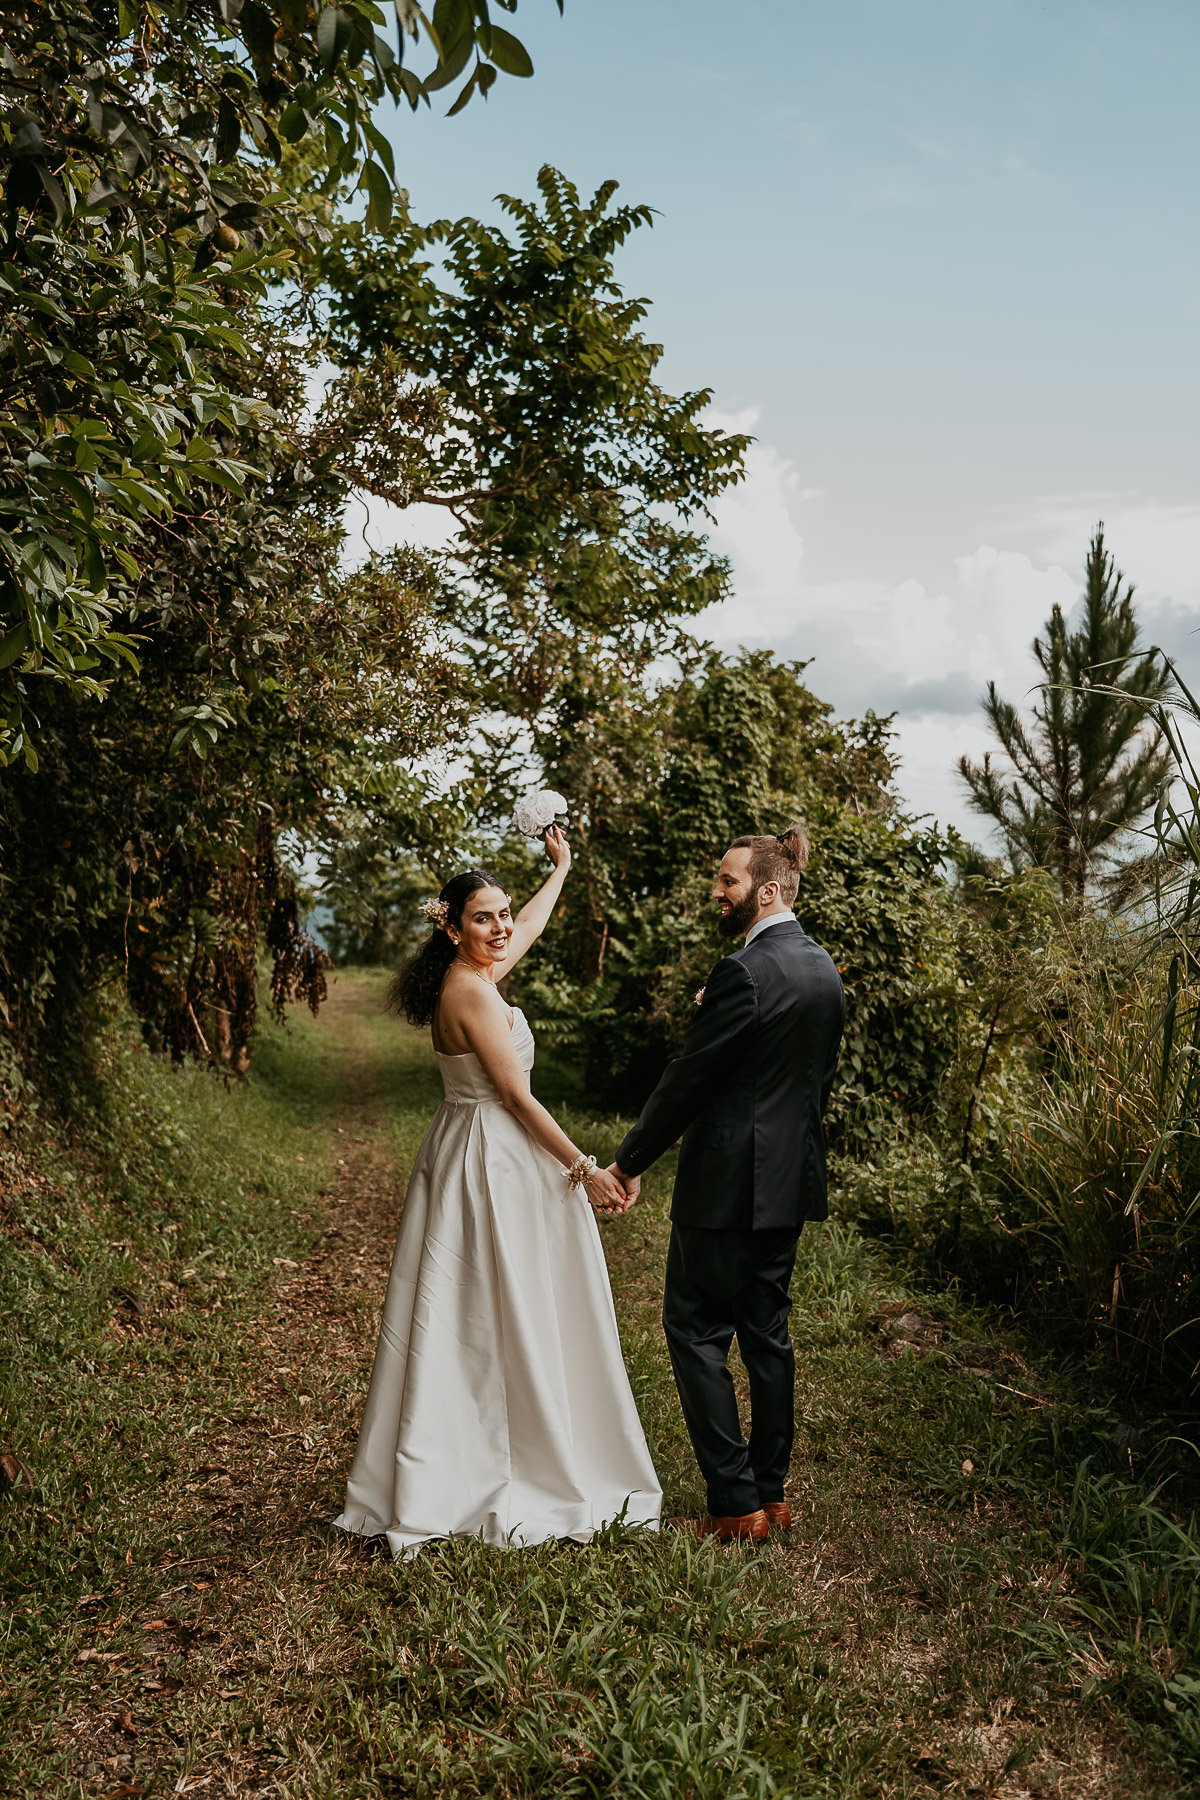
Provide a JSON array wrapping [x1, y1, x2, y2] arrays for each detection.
[[388, 869, 507, 1028]]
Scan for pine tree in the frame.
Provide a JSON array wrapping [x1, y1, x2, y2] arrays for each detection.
[[958, 525, 1172, 898]]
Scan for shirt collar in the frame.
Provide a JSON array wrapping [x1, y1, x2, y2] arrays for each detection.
[[744, 911, 795, 947]]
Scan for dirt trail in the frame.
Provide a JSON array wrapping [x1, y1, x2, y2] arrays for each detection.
[[67, 981, 409, 1797]]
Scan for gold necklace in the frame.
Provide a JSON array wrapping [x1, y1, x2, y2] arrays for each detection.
[[453, 954, 496, 987]]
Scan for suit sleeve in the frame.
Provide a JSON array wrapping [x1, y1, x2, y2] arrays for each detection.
[[820, 979, 846, 1113], [615, 956, 758, 1177]]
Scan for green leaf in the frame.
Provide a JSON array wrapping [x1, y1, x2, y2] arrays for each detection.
[[216, 97, 242, 163], [6, 109, 44, 158], [47, 472, 96, 525], [202, 462, 248, 495], [238, 0, 278, 75], [423, 17, 475, 89], [363, 117, 396, 180], [0, 622, 30, 670], [479, 23, 532, 76], [84, 537, 106, 590], [445, 64, 480, 115], [362, 157, 393, 232], [60, 350, 97, 380], [278, 102, 310, 144], [318, 6, 356, 73]]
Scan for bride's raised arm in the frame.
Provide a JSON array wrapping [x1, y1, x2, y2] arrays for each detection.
[[500, 827, 572, 973]]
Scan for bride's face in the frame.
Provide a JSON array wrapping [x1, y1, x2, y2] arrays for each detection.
[[454, 885, 514, 966]]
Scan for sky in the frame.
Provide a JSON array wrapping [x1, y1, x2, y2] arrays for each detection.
[[357, 0, 1200, 838]]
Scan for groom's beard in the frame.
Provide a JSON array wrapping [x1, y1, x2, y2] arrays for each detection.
[[717, 892, 760, 940]]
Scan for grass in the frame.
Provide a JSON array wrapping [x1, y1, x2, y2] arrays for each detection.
[[1, 970, 1198, 1796]]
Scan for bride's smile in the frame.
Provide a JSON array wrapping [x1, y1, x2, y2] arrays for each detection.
[[453, 889, 514, 971]]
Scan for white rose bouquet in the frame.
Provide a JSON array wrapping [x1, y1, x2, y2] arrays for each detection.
[[511, 789, 569, 838]]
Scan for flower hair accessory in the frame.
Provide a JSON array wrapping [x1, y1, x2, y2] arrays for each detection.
[[420, 897, 450, 930], [512, 789, 569, 838]]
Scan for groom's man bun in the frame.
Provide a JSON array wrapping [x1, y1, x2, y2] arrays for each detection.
[[729, 823, 810, 904]]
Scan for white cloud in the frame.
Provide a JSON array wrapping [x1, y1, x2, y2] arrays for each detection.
[[1029, 501, 1200, 614], [330, 397, 1200, 842], [699, 417, 1200, 835]]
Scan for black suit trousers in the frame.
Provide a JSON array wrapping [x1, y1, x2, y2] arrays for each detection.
[[662, 1222, 800, 1518]]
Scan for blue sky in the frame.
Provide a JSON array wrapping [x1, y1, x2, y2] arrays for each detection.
[[360, 0, 1200, 834]]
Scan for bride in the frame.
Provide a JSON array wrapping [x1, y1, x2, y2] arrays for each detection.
[[332, 828, 662, 1556]]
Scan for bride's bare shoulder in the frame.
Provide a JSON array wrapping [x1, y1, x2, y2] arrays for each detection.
[[434, 968, 508, 1050], [438, 968, 503, 1016]]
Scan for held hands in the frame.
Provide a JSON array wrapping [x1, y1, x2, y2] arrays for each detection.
[[583, 1164, 626, 1214], [587, 1163, 641, 1219], [543, 825, 572, 873]]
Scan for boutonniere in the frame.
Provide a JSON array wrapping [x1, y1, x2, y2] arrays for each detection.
[[694, 987, 706, 1007]]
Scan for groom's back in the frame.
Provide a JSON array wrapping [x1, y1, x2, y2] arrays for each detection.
[[673, 922, 844, 1232]]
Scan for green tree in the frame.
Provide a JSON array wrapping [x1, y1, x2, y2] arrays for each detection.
[[0, 330, 463, 1077], [0, 0, 558, 762], [317, 164, 751, 728], [514, 650, 959, 1132], [958, 524, 1172, 898]]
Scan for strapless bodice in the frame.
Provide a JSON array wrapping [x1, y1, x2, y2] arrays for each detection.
[[436, 1006, 535, 1103]]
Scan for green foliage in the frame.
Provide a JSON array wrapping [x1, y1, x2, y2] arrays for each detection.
[[0, 332, 464, 1077], [330, 642, 963, 1135], [982, 647, 1200, 1397], [959, 525, 1171, 897], [510, 649, 959, 1133], [0, 0, 558, 761], [318, 164, 751, 709], [1005, 963, 1200, 1393]]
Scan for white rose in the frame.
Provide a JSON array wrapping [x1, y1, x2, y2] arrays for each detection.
[[512, 789, 569, 836]]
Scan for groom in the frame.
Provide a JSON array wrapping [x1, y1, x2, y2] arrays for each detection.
[[607, 826, 844, 1544]]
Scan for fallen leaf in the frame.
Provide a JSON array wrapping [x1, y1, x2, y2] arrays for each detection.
[[102, 1785, 145, 1799], [962, 1458, 976, 1475], [143, 1619, 173, 1630], [218, 1687, 243, 1700], [142, 1676, 182, 1693], [116, 1706, 138, 1735], [78, 1649, 125, 1663], [125, 1548, 133, 1566], [0, 1451, 33, 1496]]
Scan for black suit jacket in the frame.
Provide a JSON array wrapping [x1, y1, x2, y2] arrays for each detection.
[[614, 918, 845, 1231]]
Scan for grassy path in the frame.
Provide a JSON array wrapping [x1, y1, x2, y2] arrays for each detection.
[[1, 974, 1194, 1797]]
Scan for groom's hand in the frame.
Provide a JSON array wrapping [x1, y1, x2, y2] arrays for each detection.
[[585, 1165, 627, 1216], [609, 1164, 641, 1211]]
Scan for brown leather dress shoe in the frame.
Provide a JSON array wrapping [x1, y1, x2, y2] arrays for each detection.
[[695, 1508, 769, 1544], [762, 1501, 792, 1531]]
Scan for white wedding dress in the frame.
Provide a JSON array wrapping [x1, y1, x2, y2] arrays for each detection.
[[333, 1007, 662, 1556]]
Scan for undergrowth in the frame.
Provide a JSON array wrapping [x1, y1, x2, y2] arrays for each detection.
[[1, 974, 1197, 1797]]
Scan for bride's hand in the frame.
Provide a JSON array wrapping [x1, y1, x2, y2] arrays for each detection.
[[544, 825, 571, 873], [584, 1165, 626, 1215]]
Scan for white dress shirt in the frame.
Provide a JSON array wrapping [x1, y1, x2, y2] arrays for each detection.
[[744, 910, 796, 948]]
